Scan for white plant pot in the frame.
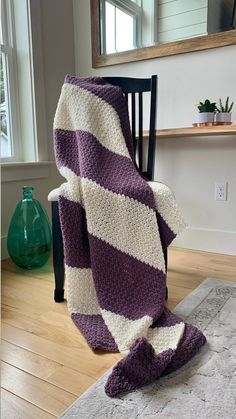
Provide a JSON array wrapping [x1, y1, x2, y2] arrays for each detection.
[[198, 112, 215, 123], [215, 112, 232, 123]]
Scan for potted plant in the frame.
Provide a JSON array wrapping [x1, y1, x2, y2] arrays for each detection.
[[197, 99, 216, 123], [215, 97, 234, 124]]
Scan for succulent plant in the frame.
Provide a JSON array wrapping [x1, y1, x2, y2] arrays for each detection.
[[216, 97, 234, 113], [197, 99, 216, 113]]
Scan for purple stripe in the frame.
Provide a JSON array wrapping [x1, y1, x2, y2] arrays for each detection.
[[156, 212, 176, 250], [88, 234, 166, 321], [152, 307, 183, 328], [59, 194, 166, 320], [58, 197, 90, 268], [162, 323, 206, 375], [71, 313, 118, 352], [105, 324, 206, 396], [54, 128, 155, 209], [64, 75, 134, 160], [105, 337, 175, 397]]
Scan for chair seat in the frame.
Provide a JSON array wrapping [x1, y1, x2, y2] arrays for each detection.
[[48, 182, 174, 203], [48, 188, 60, 202]]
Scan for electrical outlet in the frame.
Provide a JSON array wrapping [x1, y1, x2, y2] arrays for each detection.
[[215, 182, 227, 201]]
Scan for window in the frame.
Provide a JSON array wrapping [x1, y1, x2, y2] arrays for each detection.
[[1, 0, 46, 165], [100, 0, 142, 54], [0, 54, 10, 157], [1, 0, 20, 161]]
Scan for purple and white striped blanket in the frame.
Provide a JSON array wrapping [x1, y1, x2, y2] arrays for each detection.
[[54, 75, 206, 397]]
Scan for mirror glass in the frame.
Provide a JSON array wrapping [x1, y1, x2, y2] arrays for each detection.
[[99, 0, 236, 55]]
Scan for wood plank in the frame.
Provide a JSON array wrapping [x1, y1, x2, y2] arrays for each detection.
[[48, 365, 95, 396], [1, 362, 76, 417], [1, 340, 61, 380], [1, 291, 65, 318], [1, 341, 95, 396], [166, 297, 181, 310], [1, 323, 121, 380], [2, 266, 54, 289], [2, 268, 54, 287], [2, 279, 66, 316], [167, 271, 204, 290], [167, 283, 192, 302], [93, 29, 236, 68], [143, 125, 236, 139], [1, 389, 55, 419], [159, 0, 207, 17], [1, 306, 89, 349], [2, 295, 55, 317], [1, 289, 66, 317], [1, 257, 54, 278], [158, 8, 207, 32], [168, 247, 236, 281], [158, 23, 207, 44], [2, 303, 80, 335], [38, 310, 84, 333]]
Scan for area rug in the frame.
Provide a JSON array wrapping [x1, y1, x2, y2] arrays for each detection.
[[59, 278, 236, 419]]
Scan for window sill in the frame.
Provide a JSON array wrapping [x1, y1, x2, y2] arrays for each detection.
[[1, 161, 56, 182]]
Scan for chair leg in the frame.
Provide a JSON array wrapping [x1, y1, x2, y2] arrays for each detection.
[[51, 202, 65, 302], [164, 248, 168, 300]]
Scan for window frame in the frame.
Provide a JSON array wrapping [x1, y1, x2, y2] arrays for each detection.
[[1, 0, 48, 165], [90, 0, 236, 68], [1, 0, 21, 162], [100, 0, 142, 54]]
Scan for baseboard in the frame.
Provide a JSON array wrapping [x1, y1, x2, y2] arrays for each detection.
[[173, 227, 236, 256], [1, 236, 8, 260]]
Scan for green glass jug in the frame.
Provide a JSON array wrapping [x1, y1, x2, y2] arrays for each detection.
[[7, 186, 52, 269]]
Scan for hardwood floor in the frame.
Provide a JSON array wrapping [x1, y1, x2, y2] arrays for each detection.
[[1, 247, 236, 418]]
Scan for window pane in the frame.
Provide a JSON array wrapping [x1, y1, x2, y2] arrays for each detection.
[[116, 8, 135, 52], [130, 0, 141, 5], [105, 2, 116, 54], [105, 1, 136, 54], [0, 23, 3, 44], [1, 53, 12, 158], [0, 1, 4, 45]]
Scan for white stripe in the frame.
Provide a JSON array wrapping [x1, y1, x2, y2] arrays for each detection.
[[59, 167, 84, 206], [101, 309, 152, 353], [101, 309, 185, 355], [54, 83, 130, 159], [148, 181, 186, 235], [147, 322, 185, 354], [66, 265, 101, 315], [59, 168, 166, 272], [82, 177, 165, 271]]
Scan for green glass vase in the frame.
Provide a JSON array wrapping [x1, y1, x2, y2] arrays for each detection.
[[7, 186, 52, 269]]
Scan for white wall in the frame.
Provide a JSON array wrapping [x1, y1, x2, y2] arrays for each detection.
[[73, 0, 236, 255], [38, 0, 76, 162], [1, 0, 75, 259]]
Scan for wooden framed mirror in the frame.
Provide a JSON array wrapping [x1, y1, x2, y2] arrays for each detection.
[[90, 0, 236, 68]]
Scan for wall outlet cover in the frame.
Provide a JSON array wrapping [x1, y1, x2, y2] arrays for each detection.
[[215, 182, 227, 201]]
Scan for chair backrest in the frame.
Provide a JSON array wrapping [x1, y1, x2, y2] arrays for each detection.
[[103, 76, 157, 181]]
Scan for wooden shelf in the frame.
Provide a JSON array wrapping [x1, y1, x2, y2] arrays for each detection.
[[143, 125, 236, 139]]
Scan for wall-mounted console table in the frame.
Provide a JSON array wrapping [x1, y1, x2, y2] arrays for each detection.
[[144, 125, 236, 139]]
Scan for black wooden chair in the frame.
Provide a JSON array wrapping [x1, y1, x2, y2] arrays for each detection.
[[49, 75, 168, 302]]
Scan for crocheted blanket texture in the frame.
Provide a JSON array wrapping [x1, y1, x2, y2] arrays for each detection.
[[54, 75, 206, 397]]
